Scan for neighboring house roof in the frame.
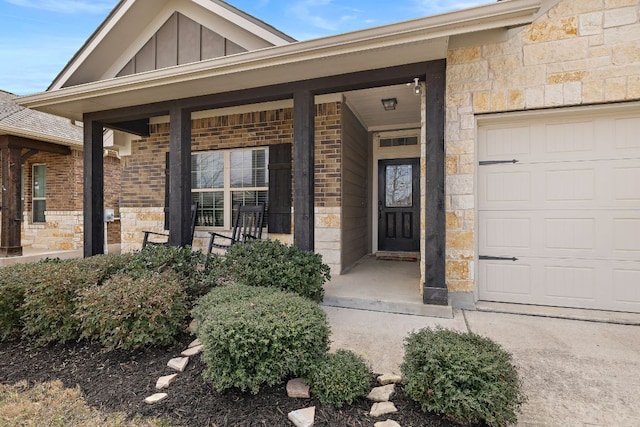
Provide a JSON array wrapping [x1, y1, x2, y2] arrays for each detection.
[[20, 0, 547, 120], [0, 90, 82, 147]]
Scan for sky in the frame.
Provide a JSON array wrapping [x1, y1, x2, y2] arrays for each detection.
[[0, 0, 494, 96]]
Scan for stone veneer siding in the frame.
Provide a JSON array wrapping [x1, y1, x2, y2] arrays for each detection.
[[444, 0, 640, 295], [120, 102, 344, 273]]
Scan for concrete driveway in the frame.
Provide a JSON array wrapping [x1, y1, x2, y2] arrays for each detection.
[[325, 307, 640, 427]]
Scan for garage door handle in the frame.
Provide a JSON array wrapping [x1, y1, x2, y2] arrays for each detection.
[[479, 159, 519, 165], [479, 255, 519, 261]]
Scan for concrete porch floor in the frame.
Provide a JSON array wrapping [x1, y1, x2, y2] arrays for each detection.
[[0, 244, 121, 267], [323, 255, 453, 318]]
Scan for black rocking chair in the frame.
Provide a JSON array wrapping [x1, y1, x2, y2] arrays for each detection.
[[207, 204, 265, 254], [142, 203, 198, 248]]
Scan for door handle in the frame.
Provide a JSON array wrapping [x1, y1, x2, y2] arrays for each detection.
[[479, 255, 518, 261]]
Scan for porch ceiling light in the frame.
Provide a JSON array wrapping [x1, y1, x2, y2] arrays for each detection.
[[381, 98, 398, 111]]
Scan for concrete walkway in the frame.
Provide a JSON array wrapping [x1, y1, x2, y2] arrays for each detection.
[[325, 307, 640, 427]]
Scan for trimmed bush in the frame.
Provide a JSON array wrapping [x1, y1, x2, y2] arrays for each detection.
[[21, 258, 101, 344], [401, 327, 526, 427], [195, 285, 330, 394], [305, 349, 372, 408], [76, 271, 188, 350], [223, 239, 330, 302], [0, 264, 30, 340], [125, 246, 213, 303]]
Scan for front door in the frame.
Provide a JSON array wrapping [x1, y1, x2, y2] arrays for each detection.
[[378, 158, 419, 252]]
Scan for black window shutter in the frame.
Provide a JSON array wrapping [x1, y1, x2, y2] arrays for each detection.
[[164, 152, 170, 230], [268, 143, 292, 234]]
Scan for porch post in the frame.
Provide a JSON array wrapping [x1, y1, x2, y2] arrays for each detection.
[[168, 104, 192, 246], [423, 59, 448, 305], [293, 90, 315, 251], [0, 138, 23, 256], [83, 118, 105, 257]]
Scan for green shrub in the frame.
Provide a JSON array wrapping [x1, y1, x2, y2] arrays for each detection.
[[0, 264, 30, 340], [125, 246, 213, 303], [305, 349, 372, 408], [76, 271, 188, 350], [195, 285, 330, 394], [20, 259, 99, 344], [223, 239, 330, 302], [82, 253, 136, 283], [401, 327, 526, 427]]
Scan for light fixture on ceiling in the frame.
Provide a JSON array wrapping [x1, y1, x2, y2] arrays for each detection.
[[381, 97, 397, 111], [413, 78, 422, 95]]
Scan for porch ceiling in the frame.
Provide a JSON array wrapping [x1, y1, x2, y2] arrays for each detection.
[[18, 0, 542, 121]]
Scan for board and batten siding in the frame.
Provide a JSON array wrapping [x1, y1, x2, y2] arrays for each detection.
[[340, 102, 369, 271]]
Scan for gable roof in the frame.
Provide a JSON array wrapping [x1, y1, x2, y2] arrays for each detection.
[[0, 90, 82, 147], [50, 0, 296, 90], [21, 0, 545, 121]]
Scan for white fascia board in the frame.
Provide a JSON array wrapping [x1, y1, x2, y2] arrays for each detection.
[[21, 0, 541, 114], [50, 0, 138, 91], [100, 0, 289, 83], [101, 3, 177, 81], [192, 0, 292, 46]]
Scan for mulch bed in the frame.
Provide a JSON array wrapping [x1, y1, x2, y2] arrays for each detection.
[[0, 333, 477, 426]]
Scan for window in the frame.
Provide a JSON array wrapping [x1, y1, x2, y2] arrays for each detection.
[[191, 148, 268, 228], [32, 164, 46, 223], [379, 136, 418, 147]]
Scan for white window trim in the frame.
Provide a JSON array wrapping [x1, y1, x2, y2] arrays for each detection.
[[192, 147, 268, 230], [32, 163, 46, 224]]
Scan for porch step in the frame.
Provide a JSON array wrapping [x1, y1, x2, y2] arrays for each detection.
[[323, 296, 453, 319], [375, 251, 419, 262]]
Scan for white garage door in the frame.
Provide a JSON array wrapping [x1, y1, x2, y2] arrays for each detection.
[[478, 106, 640, 313]]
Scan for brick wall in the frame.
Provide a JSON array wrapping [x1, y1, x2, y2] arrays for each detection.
[[123, 103, 342, 209], [445, 0, 640, 293], [3, 148, 123, 250], [120, 102, 344, 272]]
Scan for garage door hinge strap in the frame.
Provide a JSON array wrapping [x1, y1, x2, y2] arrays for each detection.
[[479, 159, 519, 165], [479, 255, 519, 261]]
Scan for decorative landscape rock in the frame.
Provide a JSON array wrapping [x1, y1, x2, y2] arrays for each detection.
[[287, 378, 311, 398], [288, 406, 315, 427], [167, 356, 189, 372], [374, 420, 401, 427], [188, 338, 202, 348], [181, 345, 203, 357], [377, 374, 402, 385], [144, 393, 168, 404], [370, 401, 398, 417], [367, 384, 395, 402], [188, 319, 198, 334], [156, 373, 178, 389]]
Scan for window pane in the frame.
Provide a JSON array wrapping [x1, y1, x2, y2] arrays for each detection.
[[231, 191, 268, 226], [192, 191, 224, 227], [192, 152, 223, 189], [33, 200, 46, 223], [385, 165, 412, 207], [33, 165, 46, 198], [380, 136, 418, 147], [230, 149, 268, 188]]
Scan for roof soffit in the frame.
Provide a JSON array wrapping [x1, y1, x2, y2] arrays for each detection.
[[51, 0, 295, 90], [25, 0, 542, 120]]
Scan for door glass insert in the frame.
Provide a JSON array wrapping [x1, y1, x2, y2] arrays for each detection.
[[385, 164, 413, 207]]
